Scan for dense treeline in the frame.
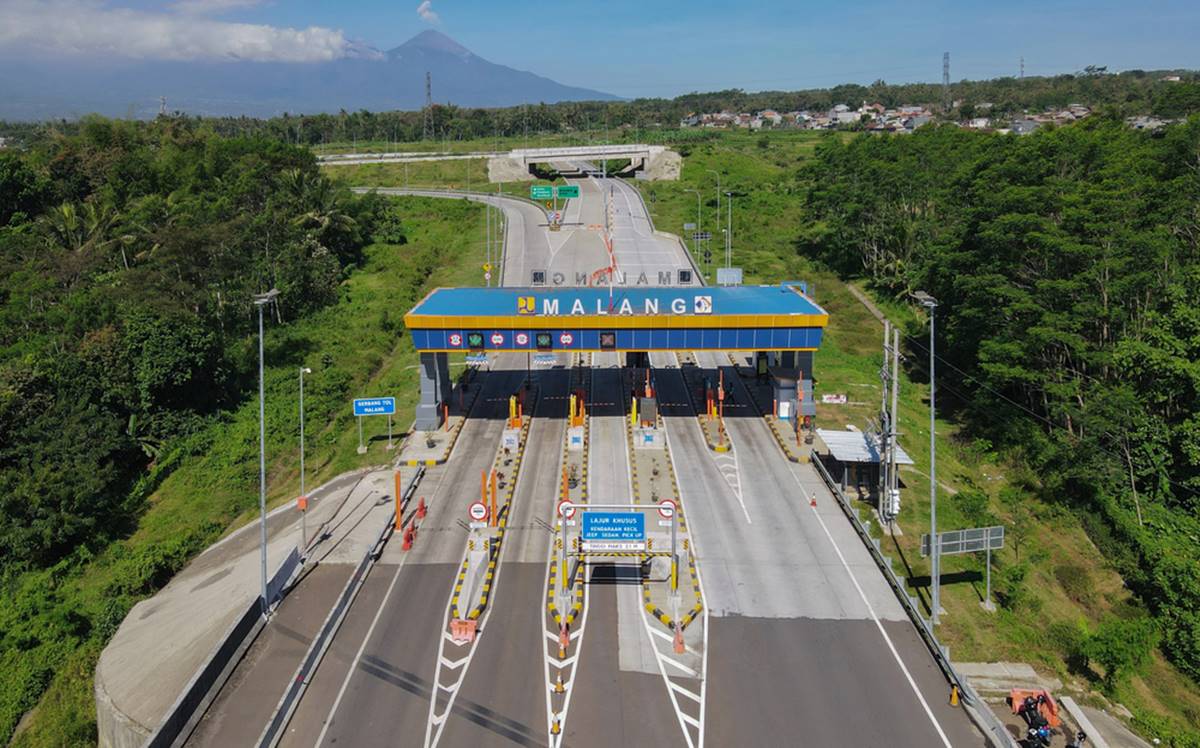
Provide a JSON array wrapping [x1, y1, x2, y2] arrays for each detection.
[[800, 116, 1200, 682], [2, 70, 1197, 150], [0, 117, 383, 575]]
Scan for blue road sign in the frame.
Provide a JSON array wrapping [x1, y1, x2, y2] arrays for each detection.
[[353, 397, 396, 416], [581, 511, 645, 542]]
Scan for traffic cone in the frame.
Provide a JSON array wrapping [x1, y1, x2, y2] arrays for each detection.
[[550, 717, 561, 736], [554, 674, 565, 694], [950, 686, 960, 707], [558, 625, 569, 658], [417, 496, 427, 519], [402, 525, 415, 551], [673, 626, 686, 655], [810, 493, 817, 508]]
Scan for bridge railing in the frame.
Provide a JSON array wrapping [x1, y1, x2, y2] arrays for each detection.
[[810, 451, 1017, 748]]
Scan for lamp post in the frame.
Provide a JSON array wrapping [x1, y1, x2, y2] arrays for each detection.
[[254, 288, 280, 617], [299, 366, 312, 553], [913, 290, 940, 626], [724, 191, 733, 268], [684, 188, 702, 272], [706, 169, 721, 242]]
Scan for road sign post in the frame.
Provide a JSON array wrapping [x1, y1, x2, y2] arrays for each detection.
[[921, 525, 1005, 613], [353, 397, 396, 454]]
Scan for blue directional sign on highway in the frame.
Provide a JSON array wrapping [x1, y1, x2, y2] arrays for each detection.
[[581, 511, 646, 551], [353, 397, 396, 416]]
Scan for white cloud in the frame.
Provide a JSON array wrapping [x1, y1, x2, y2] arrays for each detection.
[[416, 0, 438, 24], [0, 0, 380, 62], [171, 0, 266, 15]]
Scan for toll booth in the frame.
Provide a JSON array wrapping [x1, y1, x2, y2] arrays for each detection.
[[768, 368, 798, 421]]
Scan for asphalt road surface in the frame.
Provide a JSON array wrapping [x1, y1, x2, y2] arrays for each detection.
[[203, 174, 988, 748]]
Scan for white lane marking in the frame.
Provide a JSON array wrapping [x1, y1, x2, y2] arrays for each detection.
[[313, 541, 414, 747], [800, 484, 954, 748], [655, 356, 710, 748], [685, 352, 751, 526]]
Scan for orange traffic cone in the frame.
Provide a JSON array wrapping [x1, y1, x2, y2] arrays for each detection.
[[417, 496, 427, 519]]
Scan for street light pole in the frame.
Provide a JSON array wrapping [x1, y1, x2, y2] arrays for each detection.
[[914, 290, 940, 626], [299, 366, 312, 553], [724, 191, 733, 268], [254, 288, 280, 617], [685, 188, 701, 272], [706, 169, 721, 243]]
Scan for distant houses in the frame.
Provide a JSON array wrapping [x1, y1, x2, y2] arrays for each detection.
[[676, 97, 1189, 136]]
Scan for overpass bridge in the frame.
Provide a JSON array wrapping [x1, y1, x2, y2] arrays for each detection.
[[317, 144, 681, 182]]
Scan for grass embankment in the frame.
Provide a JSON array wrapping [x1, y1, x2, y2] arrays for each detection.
[[324, 159, 562, 202], [635, 131, 1200, 744], [6, 197, 487, 746]]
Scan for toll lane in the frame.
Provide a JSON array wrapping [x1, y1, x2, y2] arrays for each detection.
[[434, 361, 571, 747], [281, 360, 527, 747], [651, 351, 982, 747]]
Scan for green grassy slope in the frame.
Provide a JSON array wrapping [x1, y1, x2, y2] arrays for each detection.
[[6, 197, 487, 746], [634, 131, 1200, 745]]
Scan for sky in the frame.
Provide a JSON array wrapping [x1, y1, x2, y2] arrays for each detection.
[[1, 0, 1198, 98]]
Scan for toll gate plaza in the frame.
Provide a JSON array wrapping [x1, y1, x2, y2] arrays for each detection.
[[404, 283, 829, 430]]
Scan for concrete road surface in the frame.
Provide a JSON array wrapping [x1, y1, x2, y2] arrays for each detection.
[[652, 350, 985, 747]]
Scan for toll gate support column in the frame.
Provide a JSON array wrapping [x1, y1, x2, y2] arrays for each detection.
[[797, 350, 816, 434], [435, 352, 453, 411], [416, 352, 442, 431]]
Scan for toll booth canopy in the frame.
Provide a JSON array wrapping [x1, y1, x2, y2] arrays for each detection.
[[403, 284, 829, 429]]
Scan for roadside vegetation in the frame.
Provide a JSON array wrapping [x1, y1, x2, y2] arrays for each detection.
[[0, 118, 489, 744], [634, 123, 1200, 745]]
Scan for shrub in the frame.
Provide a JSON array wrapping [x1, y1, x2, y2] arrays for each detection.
[[1055, 562, 1096, 606], [1086, 615, 1160, 691]]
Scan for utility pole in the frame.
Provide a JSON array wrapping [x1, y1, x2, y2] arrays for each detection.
[[158, 96, 167, 117], [914, 290, 940, 626], [422, 71, 433, 141], [1020, 56, 1025, 79], [253, 289, 280, 617], [942, 52, 951, 114], [877, 324, 901, 527]]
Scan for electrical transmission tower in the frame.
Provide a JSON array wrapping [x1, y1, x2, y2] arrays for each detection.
[[159, 96, 167, 117], [1020, 56, 1025, 79], [422, 71, 433, 140], [942, 52, 951, 113]]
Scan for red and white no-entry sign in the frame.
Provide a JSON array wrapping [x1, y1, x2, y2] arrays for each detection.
[[490, 332, 505, 346], [468, 501, 489, 522], [448, 333, 463, 347], [658, 499, 677, 519], [559, 332, 574, 346], [557, 500, 576, 519]]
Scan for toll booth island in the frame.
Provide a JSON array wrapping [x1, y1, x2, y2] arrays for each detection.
[[402, 284, 830, 431]]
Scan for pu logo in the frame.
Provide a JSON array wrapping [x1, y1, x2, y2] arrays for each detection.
[[517, 296, 536, 315]]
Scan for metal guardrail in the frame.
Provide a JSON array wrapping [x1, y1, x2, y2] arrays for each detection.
[[809, 451, 1017, 748], [256, 466, 426, 748]]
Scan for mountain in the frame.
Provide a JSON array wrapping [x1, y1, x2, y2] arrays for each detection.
[[0, 31, 619, 121]]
